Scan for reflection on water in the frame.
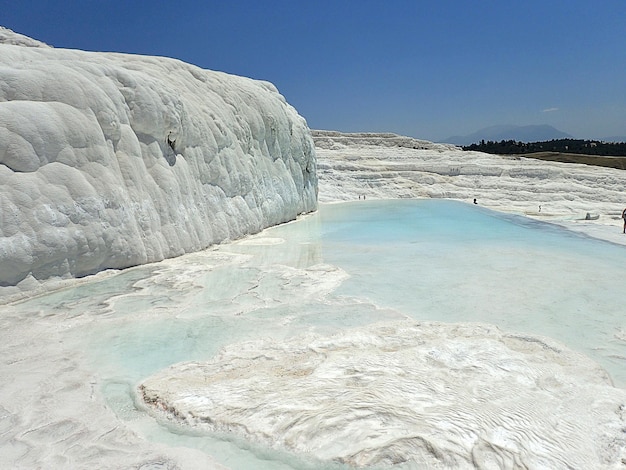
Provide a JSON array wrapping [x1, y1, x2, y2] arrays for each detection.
[[6, 199, 626, 469]]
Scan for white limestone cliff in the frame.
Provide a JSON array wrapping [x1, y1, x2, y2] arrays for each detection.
[[0, 28, 317, 295], [313, 130, 626, 245]]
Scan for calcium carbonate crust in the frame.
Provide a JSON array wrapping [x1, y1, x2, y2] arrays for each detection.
[[312, 130, 625, 226], [0, 29, 317, 296], [140, 320, 626, 469]]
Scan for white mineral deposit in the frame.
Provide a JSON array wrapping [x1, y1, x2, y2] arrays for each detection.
[[1, 27, 626, 470]]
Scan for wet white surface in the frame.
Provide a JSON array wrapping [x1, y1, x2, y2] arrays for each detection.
[[141, 321, 626, 468], [4, 200, 624, 468]]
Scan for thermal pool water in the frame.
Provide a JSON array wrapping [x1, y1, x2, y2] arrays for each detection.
[[2, 199, 626, 468]]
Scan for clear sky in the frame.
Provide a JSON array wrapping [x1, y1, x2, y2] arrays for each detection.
[[2, 0, 625, 141]]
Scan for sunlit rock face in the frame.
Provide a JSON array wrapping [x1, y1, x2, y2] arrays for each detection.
[[0, 28, 317, 294], [313, 130, 625, 223], [140, 321, 626, 469]]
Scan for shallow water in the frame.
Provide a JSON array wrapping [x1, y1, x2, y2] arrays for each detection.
[[4, 199, 626, 469], [228, 200, 626, 382], [302, 200, 626, 376]]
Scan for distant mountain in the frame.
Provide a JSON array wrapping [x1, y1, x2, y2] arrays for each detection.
[[444, 124, 572, 146]]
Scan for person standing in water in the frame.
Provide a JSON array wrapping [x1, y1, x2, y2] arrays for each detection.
[[622, 208, 626, 233]]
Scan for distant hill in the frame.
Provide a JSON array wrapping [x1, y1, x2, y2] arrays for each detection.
[[463, 139, 626, 169], [445, 124, 572, 146]]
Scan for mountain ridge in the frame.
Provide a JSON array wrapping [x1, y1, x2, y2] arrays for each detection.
[[445, 124, 573, 145]]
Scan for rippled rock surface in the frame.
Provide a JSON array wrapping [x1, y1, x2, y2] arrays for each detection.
[[140, 321, 626, 468], [312, 130, 625, 226], [0, 27, 317, 298]]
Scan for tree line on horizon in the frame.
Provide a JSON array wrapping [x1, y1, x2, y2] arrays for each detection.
[[463, 139, 626, 157]]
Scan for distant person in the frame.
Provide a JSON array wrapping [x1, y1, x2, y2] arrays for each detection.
[[473, 198, 477, 205], [622, 208, 626, 233]]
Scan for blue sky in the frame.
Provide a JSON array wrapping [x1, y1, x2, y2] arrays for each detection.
[[3, 0, 625, 141]]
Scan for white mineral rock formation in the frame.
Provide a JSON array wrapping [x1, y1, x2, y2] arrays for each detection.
[[313, 130, 626, 244], [140, 321, 626, 468], [136, 131, 626, 468], [0, 27, 317, 296], [3, 27, 626, 470]]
